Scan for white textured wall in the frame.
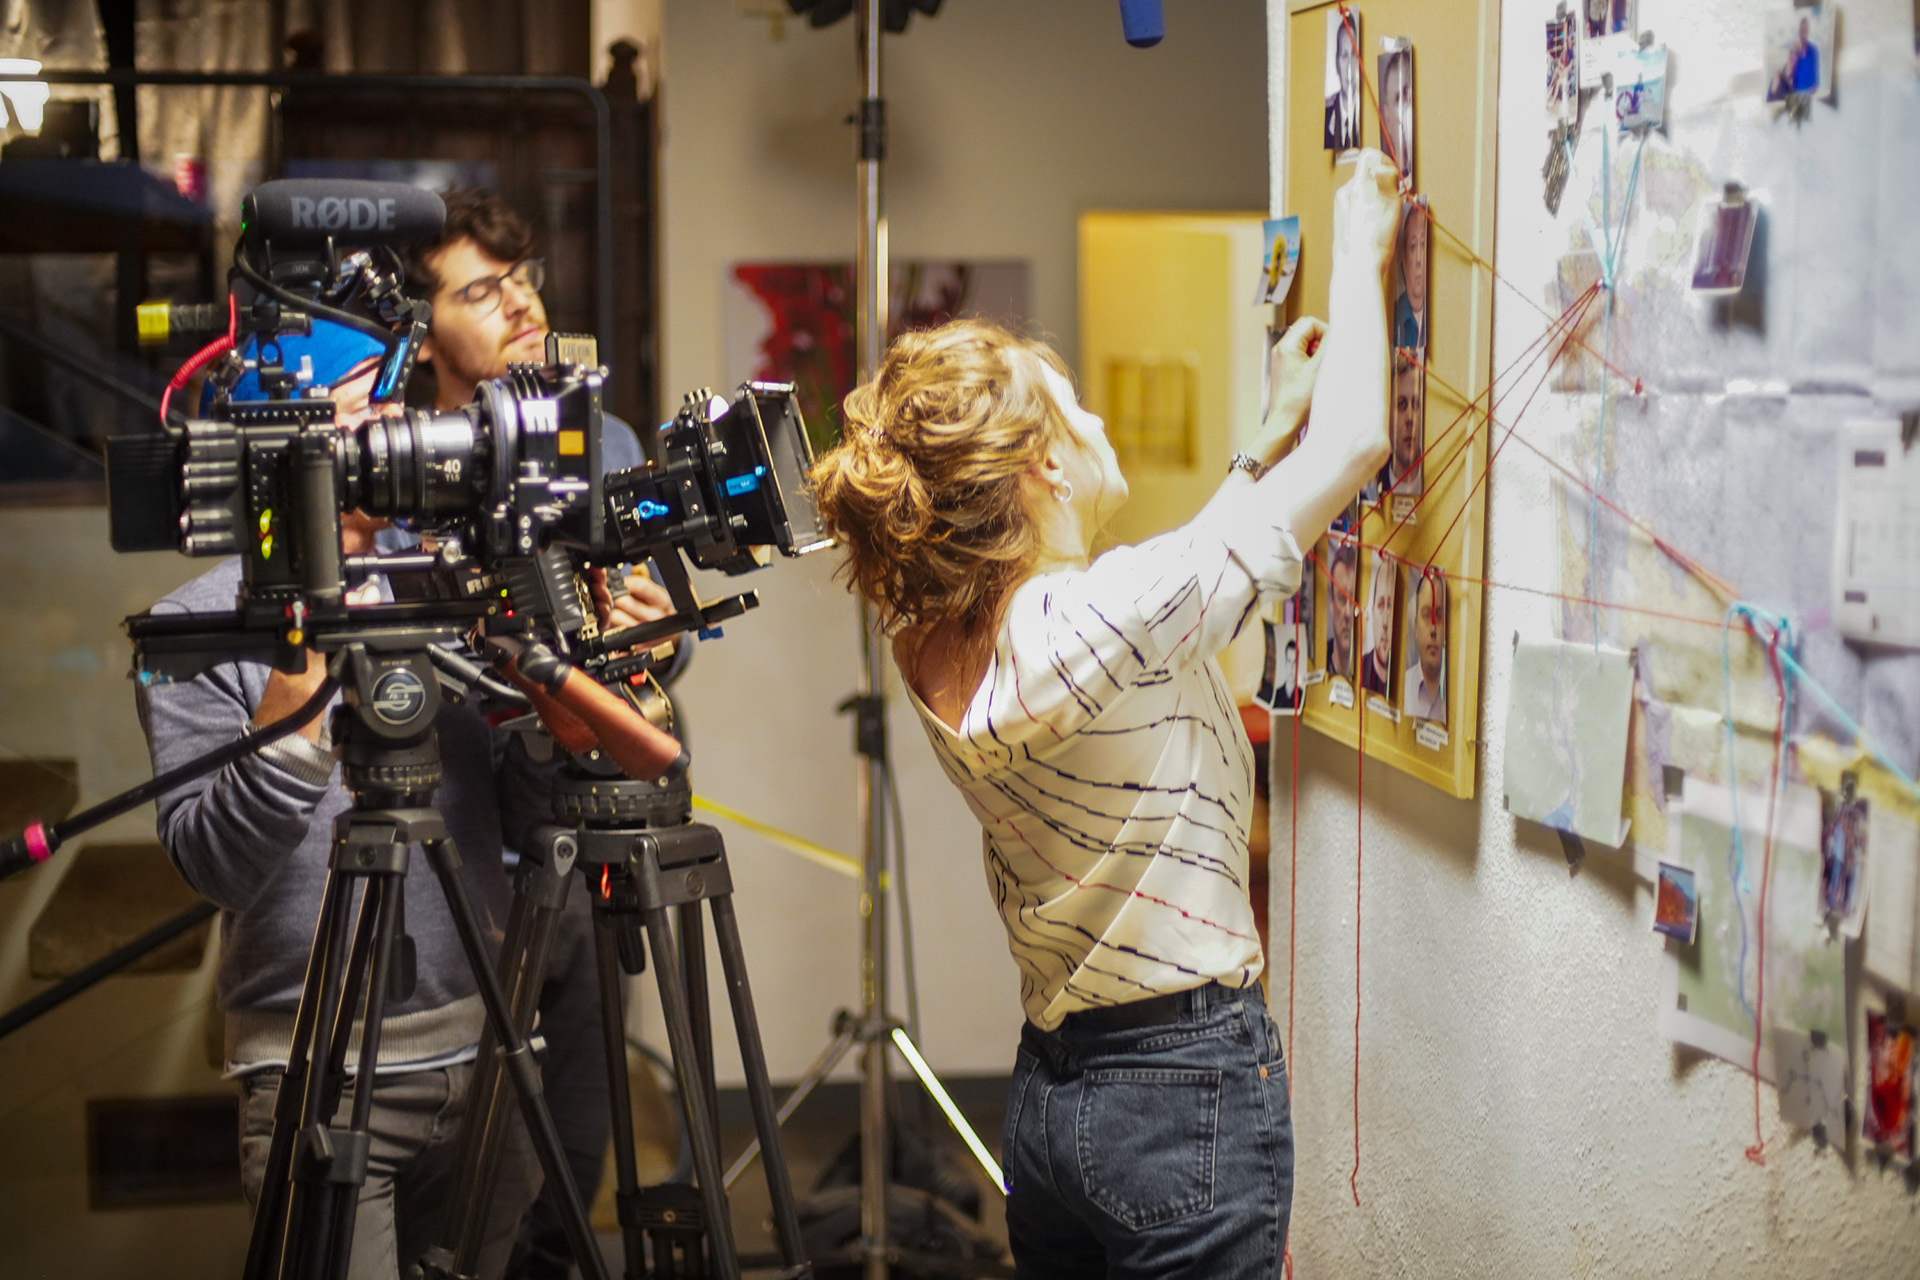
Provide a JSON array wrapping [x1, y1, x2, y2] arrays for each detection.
[[657, 0, 1269, 1082], [1269, 2, 1920, 1276]]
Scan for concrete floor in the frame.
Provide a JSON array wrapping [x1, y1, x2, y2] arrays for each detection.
[[586, 1072, 1012, 1277]]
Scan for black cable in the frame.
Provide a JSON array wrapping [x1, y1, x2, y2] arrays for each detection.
[[230, 240, 397, 348], [0, 675, 340, 881]]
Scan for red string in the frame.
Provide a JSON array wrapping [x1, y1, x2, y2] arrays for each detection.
[[1351, 662, 1366, 1207], [1744, 632, 1789, 1166], [1284, 699, 1300, 1279], [1416, 290, 1602, 574], [1424, 210, 1644, 392], [1371, 280, 1601, 534], [1375, 284, 1602, 561]]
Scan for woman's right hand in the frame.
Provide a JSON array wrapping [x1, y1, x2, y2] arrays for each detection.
[[1333, 150, 1404, 277]]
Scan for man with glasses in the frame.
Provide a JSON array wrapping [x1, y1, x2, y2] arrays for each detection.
[[403, 190, 672, 1280]]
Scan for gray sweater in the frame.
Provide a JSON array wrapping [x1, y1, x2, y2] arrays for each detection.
[[137, 553, 559, 1069]]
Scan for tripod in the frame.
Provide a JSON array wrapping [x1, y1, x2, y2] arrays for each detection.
[[418, 756, 812, 1280], [241, 643, 611, 1280]]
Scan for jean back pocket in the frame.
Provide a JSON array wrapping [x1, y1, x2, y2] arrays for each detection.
[[1075, 1067, 1221, 1230]]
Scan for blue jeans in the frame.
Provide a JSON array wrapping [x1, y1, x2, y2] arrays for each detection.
[[1002, 982, 1293, 1280]]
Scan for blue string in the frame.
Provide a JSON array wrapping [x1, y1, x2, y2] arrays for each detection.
[[1718, 603, 1792, 1022], [1586, 133, 1648, 649]]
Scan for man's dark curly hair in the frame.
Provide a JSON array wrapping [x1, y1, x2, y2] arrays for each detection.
[[401, 188, 536, 298]]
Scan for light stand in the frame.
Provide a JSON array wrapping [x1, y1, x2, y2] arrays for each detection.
[[724, 5, 1009, 1278]]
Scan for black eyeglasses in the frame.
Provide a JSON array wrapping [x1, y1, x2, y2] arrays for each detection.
[[450, 258, 545, 314]]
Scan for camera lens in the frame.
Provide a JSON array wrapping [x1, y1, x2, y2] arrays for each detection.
[[353, 409, 488, 518]]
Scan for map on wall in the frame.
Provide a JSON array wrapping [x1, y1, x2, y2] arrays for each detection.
[[1541, 66, 1920, 859], [1504, 638, 1635, 847], [1656, 780, 1845, 1082]]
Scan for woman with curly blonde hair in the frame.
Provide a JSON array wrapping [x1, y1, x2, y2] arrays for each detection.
[[811, 154, 1402, 1278]]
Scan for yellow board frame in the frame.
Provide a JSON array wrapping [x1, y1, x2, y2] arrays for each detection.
[[1285, 0, 1501, 799]]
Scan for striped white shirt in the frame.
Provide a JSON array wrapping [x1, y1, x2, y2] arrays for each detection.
[[904, 491, 1303, 1030]]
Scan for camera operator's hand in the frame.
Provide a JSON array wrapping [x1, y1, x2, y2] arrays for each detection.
[[253, 650, 332, 744], [592, 565, 676, 635]]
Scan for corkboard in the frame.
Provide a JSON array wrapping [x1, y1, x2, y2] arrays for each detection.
[[1285, 0, 1501, 799]]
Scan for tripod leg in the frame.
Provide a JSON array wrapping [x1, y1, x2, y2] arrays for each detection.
[[677, 903, 721, 1153], [642, 904, 741, 1280], [322, 873, 406, 1280], [243, 870, 351, 1280], [420, 837, 613, 1280], [709, 895, 808, 1271], [438, 861, 569, 1278], [280, 878, 381, 1280], [595, 918, 649, 1280]]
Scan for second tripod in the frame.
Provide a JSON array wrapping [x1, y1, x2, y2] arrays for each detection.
[[422, 764, 812, 1280]]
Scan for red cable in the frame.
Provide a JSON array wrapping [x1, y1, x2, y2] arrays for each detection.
[[156, 294, 240, 426]]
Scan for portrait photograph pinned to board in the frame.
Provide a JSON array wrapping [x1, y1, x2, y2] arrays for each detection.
[[1323, 533, 1361, 693], [1287, 556, 1321, 685], [1548, 7, 1579, 122], [1257, 619, 1308, 716], [1652, 862, 1699, 943], [1324, 8, 1361, 155], [1690, 188, 1759, 294], [1393, 197, 1429, 351], [1378, 37, 1414, 184], [1578, 0, 1635, 79], [1611, 42, 1667, 132], [1254, 216, 1301, 307], [1820, 778, 1869, 938], [1863, 1011, 1916, 1155], [1380, 348, 1426, 511], [1359, 549, 1399, 708], [1401, 566, 1448, 733], [1765, 5, 1836, 102]]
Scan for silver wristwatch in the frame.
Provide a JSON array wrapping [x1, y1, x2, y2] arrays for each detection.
[[1228, 451, 1266, 480]]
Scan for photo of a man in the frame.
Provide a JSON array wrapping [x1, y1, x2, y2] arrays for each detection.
[[1257, 622, 1307, 714], [1402, 569, 1448, 724], [1767, 10, 1829, 101], [1325, 10, 1361, 153], [1548, 11, 1578, 121], [1393, 198, 1428, 351], [1378, 349, 1425, 499], [1379, 40, 1414, 183], [1326, 538, 1359, 683], [1360, 551, 1398, 698]]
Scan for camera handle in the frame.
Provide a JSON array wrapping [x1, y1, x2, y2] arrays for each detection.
[[0, 673, 341, 883]]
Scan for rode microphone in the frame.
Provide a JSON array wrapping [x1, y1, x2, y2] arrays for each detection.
[[1119, 0, 1163, 47], [241, 179, 446, 249]]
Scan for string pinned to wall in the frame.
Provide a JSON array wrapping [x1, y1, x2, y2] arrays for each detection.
[[1582, 128, 1651, 644], [1719, 605, 1795, 1024]]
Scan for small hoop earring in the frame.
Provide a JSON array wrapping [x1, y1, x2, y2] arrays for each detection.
[[1055, 480, 1074, 504]]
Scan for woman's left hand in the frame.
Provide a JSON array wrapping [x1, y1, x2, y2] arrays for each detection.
[[1256, 316, 1328, 460]]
